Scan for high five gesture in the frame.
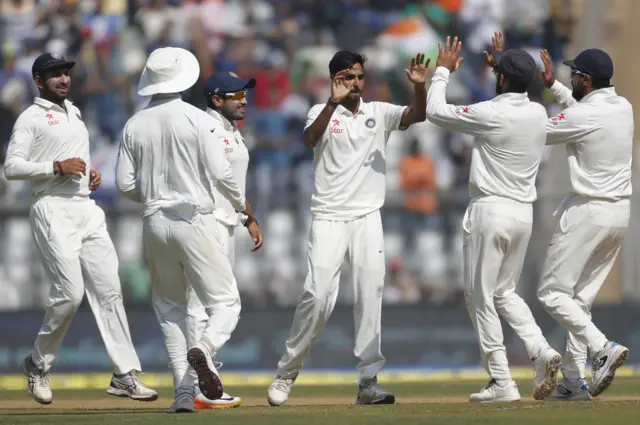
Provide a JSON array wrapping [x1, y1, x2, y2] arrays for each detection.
[[436, 36, 464, 73]]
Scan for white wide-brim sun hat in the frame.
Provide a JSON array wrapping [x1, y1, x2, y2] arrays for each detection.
[[137, 47, 200, 97]]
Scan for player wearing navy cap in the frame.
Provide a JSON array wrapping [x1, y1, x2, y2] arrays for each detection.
[[5, 52, 157, 405], [186, 71, 263, 410], [426, 33, 562, 403], [538, 48, 632, 401]]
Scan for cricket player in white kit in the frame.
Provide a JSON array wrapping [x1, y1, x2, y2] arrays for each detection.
[[4, 53, 157, 405], [186, 71, 264, 410], [426, 35, 562, 403], [115, 47, 256, 413], [537, 49, 632, 401], [267, 50, 430, 406]]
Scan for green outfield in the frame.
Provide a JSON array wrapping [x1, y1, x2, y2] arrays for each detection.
[[1, 377, 639, 425]]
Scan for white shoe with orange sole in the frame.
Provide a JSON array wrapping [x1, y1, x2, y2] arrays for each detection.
[[194, 392, 242, 409]]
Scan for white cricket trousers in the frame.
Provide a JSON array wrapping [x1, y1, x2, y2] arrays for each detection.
[[185, 220, 236, 393], [463, 196, 549, 381], [276, 210, 386, 382], [538, 196, 629, 379], [29, 195, 141, 374], [143, 212, 240, 393]]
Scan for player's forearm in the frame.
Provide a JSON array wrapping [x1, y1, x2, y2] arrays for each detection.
[[303, 101, 338, 148], [550, 80, 577, 109], [215, 166, 246, 212], [402, 83, 427, 127], [217, 180, 246, 213], [115, 161, 142, 202], [3, 157, 55, 180], [116, 177, 142, 203], [426, 69, 456, 128]]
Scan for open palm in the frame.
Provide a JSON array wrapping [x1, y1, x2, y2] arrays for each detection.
[[405, 53, 431, 84]]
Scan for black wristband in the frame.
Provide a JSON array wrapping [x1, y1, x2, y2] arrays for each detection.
[[244, 216, 257, 228], [327, 97, 339, 107]]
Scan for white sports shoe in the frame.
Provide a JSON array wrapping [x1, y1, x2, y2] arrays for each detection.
[[22, 355, 52, 405], [188, 343, 223, 400], [469, 379, 521, 403], [532, 347, 562, 400], [545, 378, 592, 401], [195, 392, 242, 409], [106, 371, 158, 401], [193, 360, 242, 409], [356, 377, 395, 405], [267, 374, 297, 406], [589, 341, 629, 397], [168, 392, 196, 413]]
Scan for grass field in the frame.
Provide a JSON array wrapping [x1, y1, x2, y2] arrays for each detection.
[[1, 376, 639, 425]]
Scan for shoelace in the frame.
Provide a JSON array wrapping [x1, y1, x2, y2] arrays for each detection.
[[28, 373, 49, 388], [359, 377, 379, 390], [26, 364, 49, 388], [115, 372, 143, 393], [274, 378, 295, 392]]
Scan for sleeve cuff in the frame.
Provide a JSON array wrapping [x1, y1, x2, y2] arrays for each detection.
[[550, 80, 564, 93], [45, 161, 55, 177], [434, 66, 451, 79], [236, 198, 246, 213]]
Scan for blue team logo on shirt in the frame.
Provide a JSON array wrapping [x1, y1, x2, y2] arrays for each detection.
[[365, 118, 376, 128]]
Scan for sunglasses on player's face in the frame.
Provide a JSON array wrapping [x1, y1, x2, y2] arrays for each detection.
[[571, 68, 587, 76], [221, 91, 247, 101], [344, 73, 365, 81]]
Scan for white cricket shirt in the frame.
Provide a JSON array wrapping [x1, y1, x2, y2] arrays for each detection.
[[547, 81, 633, 201], [116, 95, 246, 219], [4, 97, 91, 198], [205, 107, 250, 228], [306, 99, 407, 220], [427, 67, 548, 203]]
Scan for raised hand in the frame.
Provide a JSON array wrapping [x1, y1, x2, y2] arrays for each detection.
[[404, 53, 431, 85], [330, 69, 354, 103], [436, 36, 464, 73], [540, 49, 556, 88], [483, 32, 504, 69]]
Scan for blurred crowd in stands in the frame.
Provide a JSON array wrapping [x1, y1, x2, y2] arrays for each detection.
[[0, 0, 580, 310]]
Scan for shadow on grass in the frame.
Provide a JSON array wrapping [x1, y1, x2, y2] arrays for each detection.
[[0, 408, 166, 416]]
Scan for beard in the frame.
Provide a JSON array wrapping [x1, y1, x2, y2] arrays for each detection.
[[44, 85, 69, 103], [571, 84, 586, 101], [495, 78, 504, 95], [222, 104, 245, 121]]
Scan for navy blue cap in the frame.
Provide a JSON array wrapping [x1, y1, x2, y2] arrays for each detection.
[[493, 49, 537, 86], [31, 52, 75, 78], [563, 49, 613, 80], [204, 71, 256, 96]]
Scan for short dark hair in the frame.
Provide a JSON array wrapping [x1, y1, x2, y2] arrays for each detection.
[[591, 78, 611, 89], [494, 69, 528, 94], [328, 50, 367, 76]]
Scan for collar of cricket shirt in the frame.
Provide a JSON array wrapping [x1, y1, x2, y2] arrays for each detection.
[[206, 107, 235, 131], [491, 92, 528, 103], [580, 86, 617, 104], [34, 97, 73, 111], [337, 97, 366, 117]]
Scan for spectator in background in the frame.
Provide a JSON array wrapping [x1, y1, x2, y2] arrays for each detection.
[[251, 82, 293, 219], [399, 138, 439, 250], [544, 0, 577, 62], [383, 257, 422, 304], [0, 0, 51, 49]]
